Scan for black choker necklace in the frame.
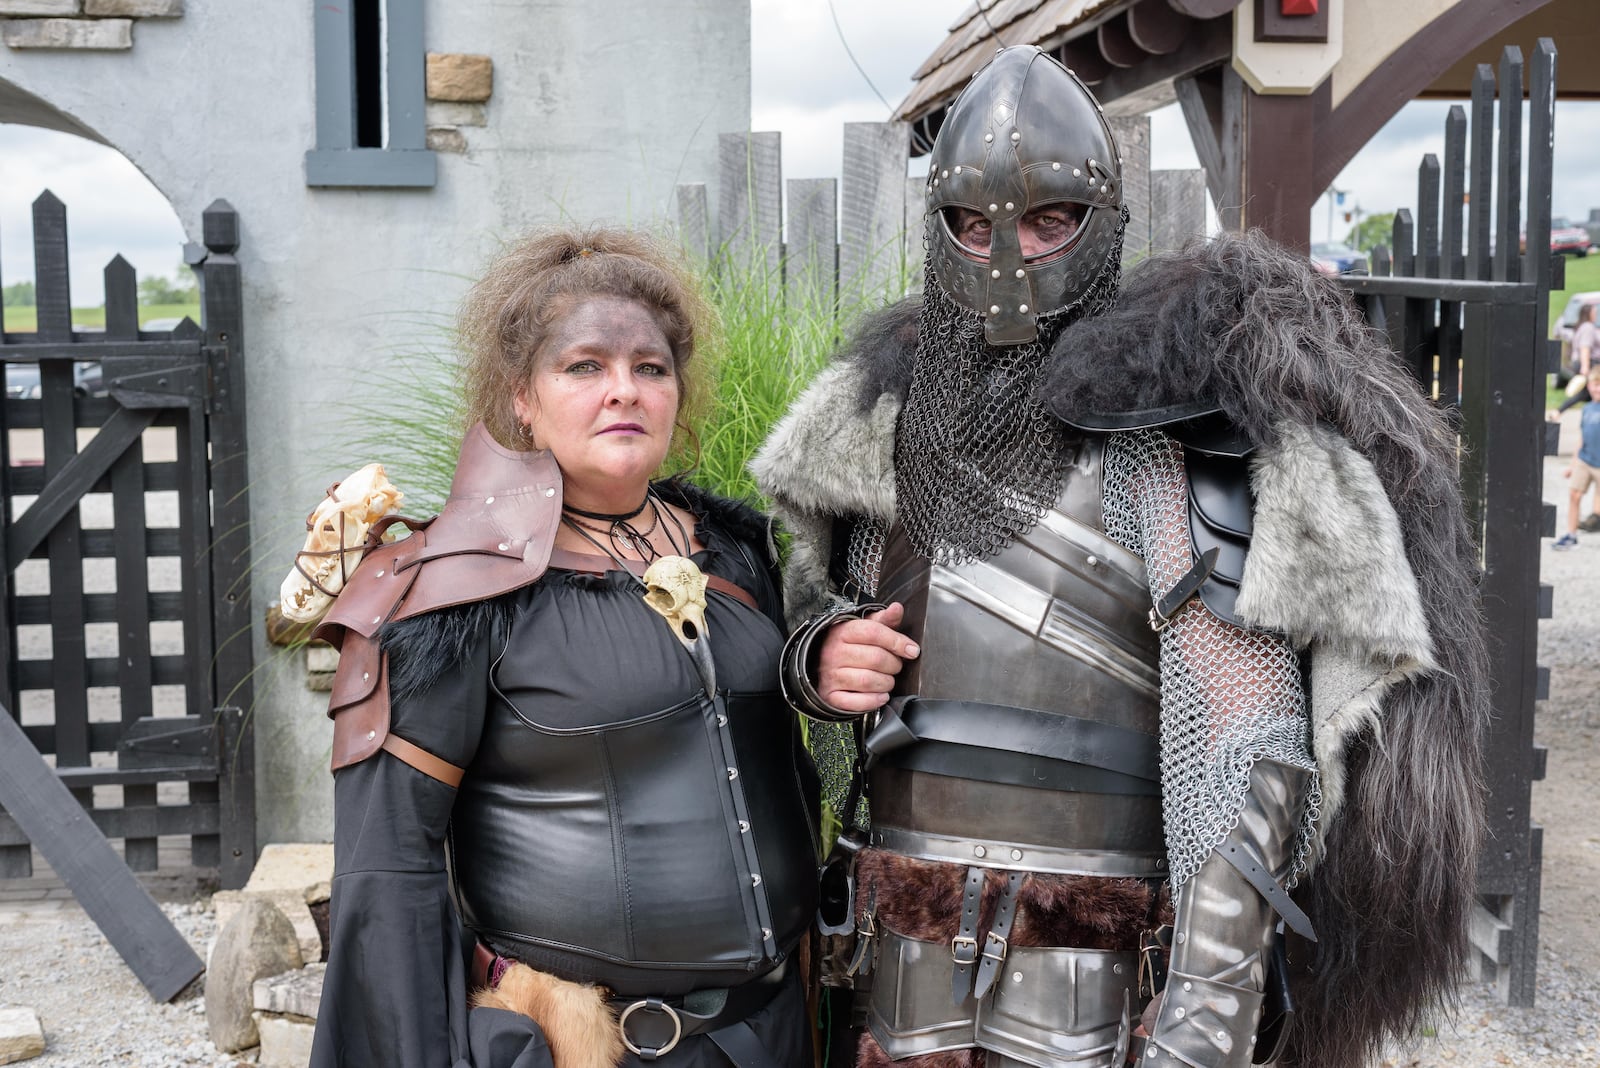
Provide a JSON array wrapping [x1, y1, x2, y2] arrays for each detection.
[[562, 494, 650, 523]]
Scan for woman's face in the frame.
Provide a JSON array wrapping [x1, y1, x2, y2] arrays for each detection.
[[512, 295, 679, 504]]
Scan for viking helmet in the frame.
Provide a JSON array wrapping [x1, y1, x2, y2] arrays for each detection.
[[924, 45, 1124, 345]]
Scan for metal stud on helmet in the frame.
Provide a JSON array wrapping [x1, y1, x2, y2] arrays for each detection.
[[924, 45, 1124, 345]]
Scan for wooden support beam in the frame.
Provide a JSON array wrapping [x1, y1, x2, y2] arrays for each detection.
[[1167, 0, 1241, 16], [0, 707, 203, 1002], [1128, 0, 1193, 55], [1175, 64, 1244, 231], [1058, 39, 1112, 84], [1098, 14, 1145, 69]]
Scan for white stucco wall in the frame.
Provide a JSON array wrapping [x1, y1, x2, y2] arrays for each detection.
[[0, 1, 751, 846]]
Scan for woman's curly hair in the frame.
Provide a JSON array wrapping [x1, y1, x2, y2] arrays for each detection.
[[458, 227, 714, 450]]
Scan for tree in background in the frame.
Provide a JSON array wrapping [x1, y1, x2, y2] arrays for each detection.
[[1345, 212, 1397, 255], [137, 263, 199, 306], [2, 281, 35, 307]]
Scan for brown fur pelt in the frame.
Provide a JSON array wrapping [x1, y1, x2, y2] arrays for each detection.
[[470, 962, 622, 1068], [856, 849, 1168, 951], [857, 1029, 982, 1068]]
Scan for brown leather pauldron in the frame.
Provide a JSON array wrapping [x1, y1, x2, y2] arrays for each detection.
[[313, 424, 562, 780]]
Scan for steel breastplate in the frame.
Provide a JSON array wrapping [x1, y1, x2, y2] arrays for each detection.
[[449, 687, 819, 995], [869, 436, 1165, 876]]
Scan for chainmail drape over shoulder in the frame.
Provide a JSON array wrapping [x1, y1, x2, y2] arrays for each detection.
[[895, 228, 1125, 564], [1102, 429, 1320, 888]]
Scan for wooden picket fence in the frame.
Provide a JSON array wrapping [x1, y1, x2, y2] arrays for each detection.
[[675, 120, 1207, 310]]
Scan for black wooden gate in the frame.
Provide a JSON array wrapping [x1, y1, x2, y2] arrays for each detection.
[[0, 193, 256, 894], [1339, 40, 1556, 1006]]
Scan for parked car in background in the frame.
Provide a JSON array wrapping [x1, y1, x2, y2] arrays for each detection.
[[1553, 291, 1600, 358], [1310, 242, 1369, 275], [4, 360, 106, 399], [1522, 217, 1595, 256]]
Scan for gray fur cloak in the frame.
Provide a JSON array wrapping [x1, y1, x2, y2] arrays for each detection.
[[752, 231, 1489, 1068]]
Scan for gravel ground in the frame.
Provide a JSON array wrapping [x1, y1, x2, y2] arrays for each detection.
[[1, 422, 1597, 1067]]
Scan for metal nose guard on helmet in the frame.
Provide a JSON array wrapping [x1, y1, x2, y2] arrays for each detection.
[[924, 44, 1124, 345]]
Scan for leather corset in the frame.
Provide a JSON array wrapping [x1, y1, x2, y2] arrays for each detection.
[[867, 436, 1165, 876], [450, 686, 820, 996]]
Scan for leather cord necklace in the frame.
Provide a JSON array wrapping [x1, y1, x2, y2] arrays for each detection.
[[562, 488, 690, 564]]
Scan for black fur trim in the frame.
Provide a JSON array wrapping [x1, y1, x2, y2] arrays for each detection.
[[379, 600, 505, 709], [656, 477, 771, 558], [838, 296, 922, 410]]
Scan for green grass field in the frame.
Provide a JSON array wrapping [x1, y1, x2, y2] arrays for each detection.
[[1552, 252, 1600, 332], [1, 303, 201, 332]]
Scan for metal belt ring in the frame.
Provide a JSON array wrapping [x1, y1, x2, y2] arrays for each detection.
[[617, 997, 684, 1058]]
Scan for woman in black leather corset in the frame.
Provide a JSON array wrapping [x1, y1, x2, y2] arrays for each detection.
[[309, 229, 819, 1068]]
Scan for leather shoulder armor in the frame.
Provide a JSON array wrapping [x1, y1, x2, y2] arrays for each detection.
[[312, 423, 563, 774]]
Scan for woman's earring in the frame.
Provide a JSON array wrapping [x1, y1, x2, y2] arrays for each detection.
[[519, 423, 537, 447]]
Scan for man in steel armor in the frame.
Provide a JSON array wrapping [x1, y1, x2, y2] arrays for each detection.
[[753, 45, 1486, 1068]]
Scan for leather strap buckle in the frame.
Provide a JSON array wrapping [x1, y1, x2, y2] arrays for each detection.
[[618, 997, 683, 1059], [950, 935, 979, 966], [981, 931, 1008, 964]]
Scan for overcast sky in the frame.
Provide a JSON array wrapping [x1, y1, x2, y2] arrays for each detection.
[[2, 1, 1597, 303]]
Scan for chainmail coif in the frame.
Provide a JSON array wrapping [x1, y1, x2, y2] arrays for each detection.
[[895, 220, 1126, 563]]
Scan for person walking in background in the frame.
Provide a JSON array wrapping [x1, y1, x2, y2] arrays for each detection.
[[1560, 303, 1599, 406], [1554, 365, 1600, 549]]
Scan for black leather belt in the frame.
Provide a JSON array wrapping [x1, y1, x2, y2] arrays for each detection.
[[864, 697, 1161, 793], [474, 940, 787, 1063]]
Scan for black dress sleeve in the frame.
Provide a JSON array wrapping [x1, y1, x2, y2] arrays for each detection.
[[309, 604, 555, 1068]]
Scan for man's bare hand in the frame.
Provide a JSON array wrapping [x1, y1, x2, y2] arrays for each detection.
[[816, 602, 920, 713]]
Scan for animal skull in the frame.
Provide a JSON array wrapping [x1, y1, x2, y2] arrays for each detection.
[[278, 463, 404, 624], [641, 555, 709, 645]]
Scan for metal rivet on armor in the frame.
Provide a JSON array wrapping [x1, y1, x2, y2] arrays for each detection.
[[988, 203, 998, 212], [485, 496, 495, 504], [727, 767, 738, 780], [1018, 304, 1029, 314], [1086, 554, 1099, 567], [974, 845, 987, 858], [984, 133, 993, 143], [1072, 167, 1081, 177], [933, 178, 939, 187], [1010, 848, 1022, 860], [1101, 185, 1109, 195], [989, 305, 1000, 315], [717, 713, 728, 726], [1113, 963, 1124, 974], [1175, 1008, 1186, 1020], [362, 672, 370, 682], [366, 730, 376, 740], [1015, 269, 1025, 278], [1052, 162, 1061, 171], [544, 487, 555, 497], [763, 927, 772, 939], [739, 820, 750, 833], [1012, 971, 1023, 983], [1183, 981, 1193, 992], [1005, 202, 1015, 211], [1176, 932, 1186, 944], [373, 616, 381, 625], [375, 570, 384, 578], [498, 542, 509, 552], [751, 874, 762, 887], [1218, 1032, 1228, 1042], [941, 170, 949, 178], [1010, 131, 1020, 142], [954, 166, 962, 174], [991, 269, 1001, 279]]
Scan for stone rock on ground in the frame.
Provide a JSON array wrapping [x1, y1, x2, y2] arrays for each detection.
[[205, 899, 303, 1054], [254, 1014, 314, 1068], [0, 1007, 45, 1065], [212, 843, 332, 967]]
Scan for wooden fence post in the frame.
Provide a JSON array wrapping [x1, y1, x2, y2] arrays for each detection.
[[718, 132, 783, 298], [785, 178, 838, 316], [840, 122, 909, 307]]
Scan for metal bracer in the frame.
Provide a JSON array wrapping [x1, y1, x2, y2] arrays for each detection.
[[1143, 758, 1313, 1067], [778, 602, 887, 721]]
